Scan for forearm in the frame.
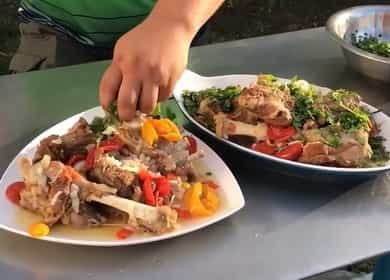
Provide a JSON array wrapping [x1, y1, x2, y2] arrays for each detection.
[[148, 0, 225, 38]]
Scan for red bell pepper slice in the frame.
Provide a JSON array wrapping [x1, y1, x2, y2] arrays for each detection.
[[155, 176, 170, 197], [142, 177, 156, 206], [184, 136, 197, 154], [66, 154, 87, 166]]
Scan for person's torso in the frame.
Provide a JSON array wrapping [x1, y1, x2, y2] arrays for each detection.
[[20, 0, 156, 46]]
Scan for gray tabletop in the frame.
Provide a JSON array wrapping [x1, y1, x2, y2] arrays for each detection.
[[1, 27, 390, 280]]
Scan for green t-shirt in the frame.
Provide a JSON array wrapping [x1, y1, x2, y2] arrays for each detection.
[[21, 0, 156, 46]]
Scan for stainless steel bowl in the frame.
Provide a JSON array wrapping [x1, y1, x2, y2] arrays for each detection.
[[327, 5, 390, 82]]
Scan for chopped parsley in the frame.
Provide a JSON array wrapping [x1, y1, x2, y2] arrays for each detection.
[[183, 86, 241, 115], [351, 33, 390, 58], [288, 78, 324, 129], [90, 101, 119, 138], [330, 89, 370, 131]]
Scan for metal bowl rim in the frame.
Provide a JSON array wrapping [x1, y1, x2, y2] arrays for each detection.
[[326, 5, 390, 64]]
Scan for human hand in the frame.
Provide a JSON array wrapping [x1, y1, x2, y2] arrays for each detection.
[[99, 17, 193, 120]]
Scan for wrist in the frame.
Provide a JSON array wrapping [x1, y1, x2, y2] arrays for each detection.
[[145, 11, 198, 42]]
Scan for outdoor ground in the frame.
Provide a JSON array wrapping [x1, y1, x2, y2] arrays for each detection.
[[0, 0, 390, 275], [2, 0, 390, 75]]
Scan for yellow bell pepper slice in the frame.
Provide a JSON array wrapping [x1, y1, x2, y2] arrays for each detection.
[[150, 119, 182, 142], [141, 120, 159, 146], [28, 223, 50, 238], [150, 119, 171, 134], [183, 182, 220, 217], [201, 185, 220, 212]]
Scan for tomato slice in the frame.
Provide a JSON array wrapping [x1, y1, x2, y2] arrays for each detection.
[[251, 142, 276, 155], [116, 228, 134, 240], [267, 126, 296, 142], [184, 136, 197, 154], [275, 142, 303, 161], [6, 181, 26, 205]]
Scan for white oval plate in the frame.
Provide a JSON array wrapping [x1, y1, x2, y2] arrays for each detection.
[[173, 70, 390, 176], [0, 107, 245, 246]]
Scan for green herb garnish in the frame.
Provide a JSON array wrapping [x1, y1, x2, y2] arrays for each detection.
[[351, 33, 390, 58], [183, 86, 241, 114], [331, 89, 370, 131], [90, 101, 119, 139], [288, 78, 324, 129]]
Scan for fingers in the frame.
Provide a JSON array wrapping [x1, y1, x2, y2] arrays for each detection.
[[140, 80, 159, 114], [99, 65, 122, 110], [158, 69, 183, 101], [117, 75, 141, 121]]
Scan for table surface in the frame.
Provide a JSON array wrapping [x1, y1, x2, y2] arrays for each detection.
[[1, 27, 390, 280]]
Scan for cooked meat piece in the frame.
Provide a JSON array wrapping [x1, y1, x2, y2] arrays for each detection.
[[142, 148, 176, 172], [335, 130, 372, 167], [198, 99, 216, 116], [238, 84, 293, 126], [33, 135, 65, 163], [116, 116, 144, 154], [33, 118, 94, 162], [61, 203, 108, 228], [90, 154, 135, 197], [303, 120, 318, 131], [61, 118, 95, 150], [19, 156, 117, 226], [229, 108, 259, 124], [214, 113, 267, 141], [175, 162, 197, 182], [46, 160, 117, 200], [19, 156, 71, 225], [299, 142, 337, 165], [157, 139, 191, 166], [299, 129, 372, 167], [89, 194, 178, 233]]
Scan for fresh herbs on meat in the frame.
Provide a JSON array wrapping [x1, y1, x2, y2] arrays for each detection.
[[183, 86, 241, 115], [288, 79, 324, 129], [90, 101, 119, 138], [330, 89, 370, 131]]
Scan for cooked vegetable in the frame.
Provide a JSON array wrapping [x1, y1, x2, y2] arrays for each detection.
[[275, 142, 303, 160], [141, 120, 159, 146], [28, 223, 50, 238], [267, 126, 296, 142], [116, 228, 134, 239], [5, 181, 25, 205], [251, 142, 276, 155], [183, 182, 219, 217], [184, 135, 197, 154]]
